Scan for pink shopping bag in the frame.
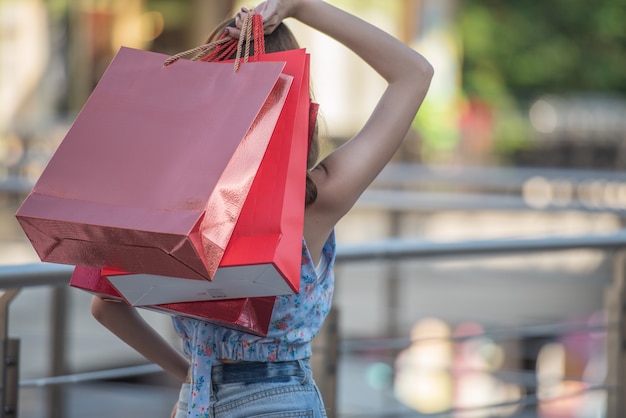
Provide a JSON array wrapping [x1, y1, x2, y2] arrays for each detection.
[[106, 48, 311, 305], [17, 46, 291, 281]]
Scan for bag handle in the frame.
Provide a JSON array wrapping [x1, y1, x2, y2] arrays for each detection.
[[164, 12, 265, 71]]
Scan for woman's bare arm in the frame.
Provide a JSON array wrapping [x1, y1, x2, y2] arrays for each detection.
[[91, 296, 189, 382], [261, 0, 434, 222]]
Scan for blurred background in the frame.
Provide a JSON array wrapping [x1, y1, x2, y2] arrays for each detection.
[[2, 0, 626, 417]]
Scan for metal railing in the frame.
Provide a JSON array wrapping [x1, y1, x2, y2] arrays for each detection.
[[4, 162, 626, 416], [1, 230, 626, 417], [9, 162, 626, 214]]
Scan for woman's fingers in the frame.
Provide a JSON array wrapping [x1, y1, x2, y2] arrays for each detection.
[[231, 0, 284, 39], [254, 0, 284, 34], [231, 6, 253, 39], [234, 9, 245, 29], [224, 26, 242, 39]]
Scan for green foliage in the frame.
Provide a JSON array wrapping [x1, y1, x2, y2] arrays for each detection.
[[413, 98, 460, 158], [460, 0, 626, 100]]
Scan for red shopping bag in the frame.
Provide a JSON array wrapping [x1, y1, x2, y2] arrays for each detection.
[[70, 266, 274, 336], [145, 298, 275, 337], [105, 48, 311, 305], [71, 265, 125, 301], [16, 46, 291, 281]]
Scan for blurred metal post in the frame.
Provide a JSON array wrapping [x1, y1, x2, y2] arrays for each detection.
[[0, 289, 20, 418], [386, 210, 402, 340], [66, 0, 94, 113], [48, 286, 68, 418], [606, 250, 626, 417], [401, 0, 421, 44], [311, 308, 339, 418]]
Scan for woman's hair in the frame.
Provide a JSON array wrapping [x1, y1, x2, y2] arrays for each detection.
[[207, 17, 319, 206]]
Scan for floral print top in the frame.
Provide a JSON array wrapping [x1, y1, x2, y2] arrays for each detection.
[[171, 231, 336, 416]]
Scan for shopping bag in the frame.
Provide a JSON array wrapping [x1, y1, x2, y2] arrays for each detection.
[[16, 46, 292, 281], [70, 265, 124, 301], [145, 298, 275, 337], [70, 266, 275, 336], [105, 48, 311, 305]]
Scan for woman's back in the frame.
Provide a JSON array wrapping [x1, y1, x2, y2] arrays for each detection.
[[172, 232, 336, 413], [91, 2, 433, 417]]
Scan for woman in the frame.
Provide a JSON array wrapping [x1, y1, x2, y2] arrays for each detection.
[[91, 0, 433, 416]]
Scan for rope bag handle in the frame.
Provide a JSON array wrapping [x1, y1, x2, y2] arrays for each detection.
[[163, 12, 265, 71]]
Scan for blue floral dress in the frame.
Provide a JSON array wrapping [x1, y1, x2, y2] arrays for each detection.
[[172, 232, 336, 416]]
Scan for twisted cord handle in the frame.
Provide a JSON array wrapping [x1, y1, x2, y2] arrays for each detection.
[[163, 36, 233, 67], [164, 11, 265, 72], [233, 12, 254, 72]]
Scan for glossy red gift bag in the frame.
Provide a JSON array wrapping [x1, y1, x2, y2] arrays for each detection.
[[146, 298, 275, 337], [16, 46, 291, 281], [70, 266, 274, 336], [105, 48, 311, 305], [72, 47, 311, 335], [70, 265, 125, 302]]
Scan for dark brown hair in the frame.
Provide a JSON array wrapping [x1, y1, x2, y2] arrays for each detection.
[[207, 17, 319, 206]]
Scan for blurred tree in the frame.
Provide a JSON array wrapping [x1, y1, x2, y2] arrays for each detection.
[[460, 0, 626, 102], [457, 1, 626, 168]]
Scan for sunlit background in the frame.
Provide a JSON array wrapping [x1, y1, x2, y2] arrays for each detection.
[[2, 0, 626, 417]]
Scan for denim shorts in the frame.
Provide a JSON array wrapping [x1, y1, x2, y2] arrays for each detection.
[[175, 359, 327, 418]]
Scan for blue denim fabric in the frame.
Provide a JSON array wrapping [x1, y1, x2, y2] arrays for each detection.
[[175, 359, 327, 418], [175, 385, 190, 418]]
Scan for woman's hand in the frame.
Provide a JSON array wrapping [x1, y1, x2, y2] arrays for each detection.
[[253, 0, 298, 33], [226, 0, 305, 38]]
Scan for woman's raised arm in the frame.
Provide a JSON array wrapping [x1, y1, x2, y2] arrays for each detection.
[[259, 0, 433, 221]]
